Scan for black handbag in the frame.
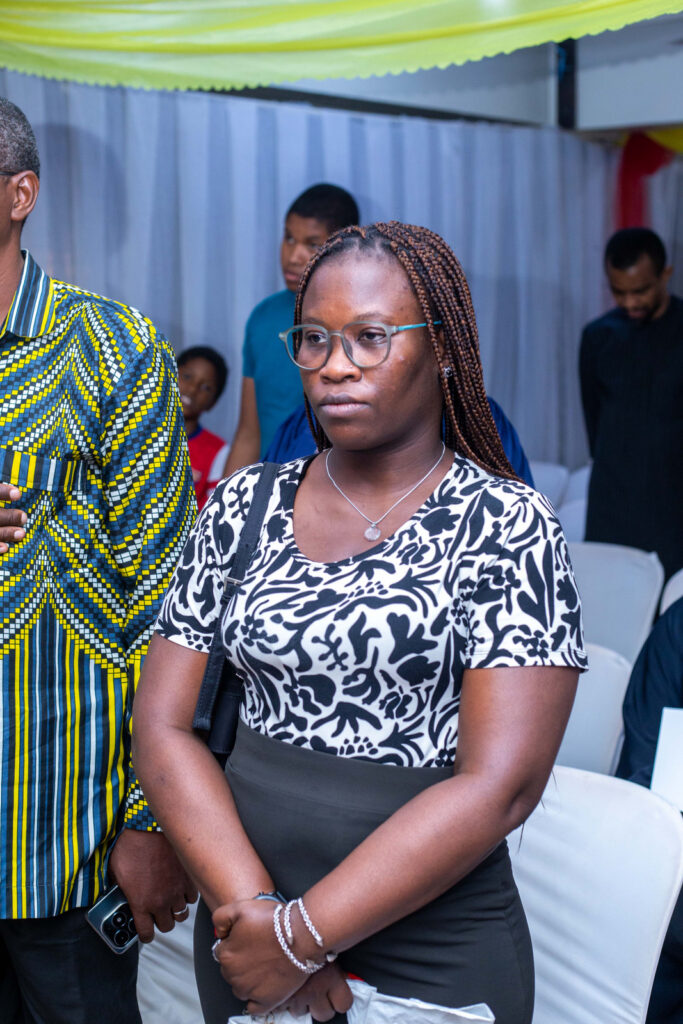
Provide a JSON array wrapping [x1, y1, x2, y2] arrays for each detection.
[[192, 462, 280, 766]]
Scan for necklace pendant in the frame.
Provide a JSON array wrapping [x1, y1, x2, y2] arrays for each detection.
[[364, 524, 382, 541]]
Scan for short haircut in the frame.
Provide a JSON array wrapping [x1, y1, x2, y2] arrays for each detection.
[[604, 228, 667, 276], [0, 97, 40, 178], [177, 346, 229, 401], [287, 184, 359, 235]]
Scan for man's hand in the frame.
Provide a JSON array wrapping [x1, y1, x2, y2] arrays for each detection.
[[0, 484, 26, 553], [108, 829, 198, 943]]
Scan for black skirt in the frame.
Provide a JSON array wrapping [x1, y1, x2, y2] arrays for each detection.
[[194, 723, 534, 1024]]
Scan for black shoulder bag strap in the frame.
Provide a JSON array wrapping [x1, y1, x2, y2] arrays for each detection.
[[192, 462, 280, 760]]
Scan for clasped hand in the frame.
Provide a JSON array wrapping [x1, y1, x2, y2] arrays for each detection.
[[0, 484, 26, 554], [213, 899, 353, 1021]]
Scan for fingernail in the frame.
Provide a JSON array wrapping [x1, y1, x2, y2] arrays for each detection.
[[20, 513, 27, 524], [13, 529, 24, 539], [9, 488, 20, 500]]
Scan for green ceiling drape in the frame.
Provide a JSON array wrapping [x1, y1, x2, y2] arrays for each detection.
[[1, 0, 680, 92]]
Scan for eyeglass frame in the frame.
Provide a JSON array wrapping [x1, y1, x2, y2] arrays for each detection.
[[0, 170, 22, 177], [279, 319, 442, 371]]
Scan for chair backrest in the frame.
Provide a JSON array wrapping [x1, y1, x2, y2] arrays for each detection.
[[567, 541, 664, 664], [508, 766, 683, 1024], [555, 642, 631, 774], [556, 498, 586, 542], [564, 463, 592, 503], [529, 461, 570, 507], [660, 568, 683, 615]]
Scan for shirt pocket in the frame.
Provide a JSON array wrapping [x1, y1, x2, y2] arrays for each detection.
[[0, 447, 96, 578]]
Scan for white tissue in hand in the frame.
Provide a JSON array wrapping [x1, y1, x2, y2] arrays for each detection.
[[347, 979, 495, 1022], [227, 979, 494, 1022]]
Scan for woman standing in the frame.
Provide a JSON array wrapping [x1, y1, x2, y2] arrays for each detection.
[[133, 223, 586, 1024]]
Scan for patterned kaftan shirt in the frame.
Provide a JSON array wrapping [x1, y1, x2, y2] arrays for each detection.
[[0, 252, 196, 919]]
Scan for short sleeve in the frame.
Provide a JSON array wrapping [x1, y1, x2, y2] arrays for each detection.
[[464, 490, 587, 670], [155, 467, 262, 651]]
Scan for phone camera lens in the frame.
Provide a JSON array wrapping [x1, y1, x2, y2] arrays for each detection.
[[112, 911, 127, 928], [114, 929, 129, 947]]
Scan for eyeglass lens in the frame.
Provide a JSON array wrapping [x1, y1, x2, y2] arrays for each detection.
[[285, 323, 390, 369]]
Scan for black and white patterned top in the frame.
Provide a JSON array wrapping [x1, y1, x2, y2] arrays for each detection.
[[157, 456, 587, 767]]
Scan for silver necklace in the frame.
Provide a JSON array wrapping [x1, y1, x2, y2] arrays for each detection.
[[325, 442, 446, 542]]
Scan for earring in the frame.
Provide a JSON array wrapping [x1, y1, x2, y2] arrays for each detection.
[[442, 365, 454, 379]]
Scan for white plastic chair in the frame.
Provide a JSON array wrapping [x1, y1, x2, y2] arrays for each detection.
[[660, 567, 683, 615], [564, 463, 592, 504], [137, 903, 202, 1023], [529, 461, 570, 508], [555, 642, 631, 774], [556, 498, 586, 542], [567, 541, 664, 665], [508, 766, 683, 1024]]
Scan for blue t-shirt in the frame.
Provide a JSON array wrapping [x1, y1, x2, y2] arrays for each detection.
[[265, 399, 535, 488], [242, 288, 301, 457]]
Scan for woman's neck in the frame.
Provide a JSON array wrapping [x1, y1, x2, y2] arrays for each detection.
[[326, 433, 447, 497]]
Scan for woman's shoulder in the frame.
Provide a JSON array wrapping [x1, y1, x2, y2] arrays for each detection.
[[432, 454, 564, 564], [207, 458, 307, 518], [444, 453, 550, 515]]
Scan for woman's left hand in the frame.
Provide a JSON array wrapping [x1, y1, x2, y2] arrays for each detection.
[[212, 899, 309, 1013], [279, 963, 353, 1022]]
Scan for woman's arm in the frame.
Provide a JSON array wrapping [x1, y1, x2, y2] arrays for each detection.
[[214, 663, 578, 1012], [304, 663, 577, 945], [131, 633, 273, 909], [133, 633, 354, 1020]]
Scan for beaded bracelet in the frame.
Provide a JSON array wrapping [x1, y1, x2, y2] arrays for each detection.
[[282, 897, 337, 964], [297, 897, 324, 948], [272, 904, 323, 976], [282, 900, 296, 945]]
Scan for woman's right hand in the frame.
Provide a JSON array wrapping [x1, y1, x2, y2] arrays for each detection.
[[281, 963, 353, 1022]]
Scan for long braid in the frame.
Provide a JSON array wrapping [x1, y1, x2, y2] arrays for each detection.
[[294, 222, 517, 480]]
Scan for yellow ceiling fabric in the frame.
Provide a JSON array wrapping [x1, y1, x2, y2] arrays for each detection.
[[646, 128, 683, 153], [0, 0, 681, 92]]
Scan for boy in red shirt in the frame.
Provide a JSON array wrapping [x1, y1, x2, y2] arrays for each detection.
[[177, 346, 229, 510]]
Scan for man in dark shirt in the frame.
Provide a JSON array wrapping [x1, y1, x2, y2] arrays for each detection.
[[616, 597, 683, 1024], [579, 228, 682, 580]]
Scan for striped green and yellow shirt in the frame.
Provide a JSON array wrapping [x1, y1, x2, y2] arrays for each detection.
[[0, 252, 196, 918]]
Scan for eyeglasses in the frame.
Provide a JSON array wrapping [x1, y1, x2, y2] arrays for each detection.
[[0, 170, 21, 177], [279, 320, 441, 370]]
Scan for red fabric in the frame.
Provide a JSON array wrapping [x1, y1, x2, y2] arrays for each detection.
[[187, 426, 227, 510], [617, 132, 674, 228]]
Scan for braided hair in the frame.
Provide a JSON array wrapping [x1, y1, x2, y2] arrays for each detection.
[[295, 221, 517, 480]]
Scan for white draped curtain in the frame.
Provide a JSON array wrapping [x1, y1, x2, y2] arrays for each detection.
[[3, 69, 676, 467]]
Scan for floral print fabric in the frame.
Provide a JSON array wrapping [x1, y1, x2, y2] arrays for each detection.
[[157, 456, 587, 766]]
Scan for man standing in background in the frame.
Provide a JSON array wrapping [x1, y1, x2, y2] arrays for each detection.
[[579, 228, 683, 580], [0, 98, 196, 1022], [223, 183, 359, 476]]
